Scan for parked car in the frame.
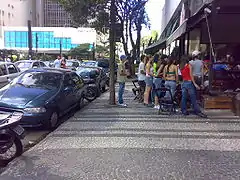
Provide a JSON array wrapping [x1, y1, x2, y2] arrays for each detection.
[[15, 60, 47, 72], [0, 62, 21, 89], [44, 60, 54, 67], [81, 59, 117, 81], [76, 66, 108, 100], [66, 59, 82, 71], [0, 68, 86, 129]]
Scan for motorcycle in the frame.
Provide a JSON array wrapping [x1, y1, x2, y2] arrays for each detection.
[[0, 111, 25, 166]]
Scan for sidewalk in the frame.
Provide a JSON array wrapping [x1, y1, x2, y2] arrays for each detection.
[[1, 82, 240, 179]]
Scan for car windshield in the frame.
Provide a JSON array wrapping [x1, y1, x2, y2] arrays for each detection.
[[11, 72, 63, 90], [81, 61, 97, 67], [66, 61, 79, 67], [77, 68, 98, 79], [16, 62, 32, 69]]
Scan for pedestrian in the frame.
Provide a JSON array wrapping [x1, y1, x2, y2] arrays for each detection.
[[117, 55, 128, 107], [180, 55, 207, 118], [163, 56, 179, 99], [189, 50, 203, 87], [61, 57, 66, 69], [143, 56, 154, 107], [153, 58, 165, 109], [138, 55, 146, 102], [54, 55, 61, 68]]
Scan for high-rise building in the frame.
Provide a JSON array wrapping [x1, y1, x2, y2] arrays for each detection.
[[0, 0, 38, 27], [43, 0, 72, 27], [161, 0, 181, 32]]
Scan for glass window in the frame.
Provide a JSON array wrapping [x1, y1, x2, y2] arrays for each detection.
[[0, 64, 7, 75], [12, 72, 62, 90], [32, 62, 40, 67], [7, 64, 18, 74], [39, 62, 46, 67], [71, 72, 84, 87]]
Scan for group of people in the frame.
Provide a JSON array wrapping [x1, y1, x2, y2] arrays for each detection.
[[53, 55, 67, 69], [117, 52, 207, 118]]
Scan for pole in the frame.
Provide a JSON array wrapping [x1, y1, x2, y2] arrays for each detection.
[[205, 13, 215, 92], [27, 20, 33, 60], [60, 39, 62, 56], [109, 0, 116, 105], [36, 33, 38, 54], [93, 42, 95, 60]]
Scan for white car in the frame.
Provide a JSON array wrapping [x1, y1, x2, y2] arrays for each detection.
[[15, 60, 47, 72], [0, 62, 21, 88]]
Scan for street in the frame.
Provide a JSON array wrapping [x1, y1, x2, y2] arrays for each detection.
[[0, 83, 240, 179]]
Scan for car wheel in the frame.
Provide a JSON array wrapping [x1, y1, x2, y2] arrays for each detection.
[[45, 111, 59, 130], [77, 95, 85, 109], [102, 84, 107, 92]]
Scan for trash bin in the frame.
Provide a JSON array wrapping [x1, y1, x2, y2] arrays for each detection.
[[232, 93, 240, 116]]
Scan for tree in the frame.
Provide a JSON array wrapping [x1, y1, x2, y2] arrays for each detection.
[[57, 0, 150, 65]]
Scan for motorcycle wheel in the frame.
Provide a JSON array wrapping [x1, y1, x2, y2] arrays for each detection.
[[85, 87, 97, 102], [0, 137, 23, 165]]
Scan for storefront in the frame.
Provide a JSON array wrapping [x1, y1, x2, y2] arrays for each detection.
[[145, 0, 240, 109]]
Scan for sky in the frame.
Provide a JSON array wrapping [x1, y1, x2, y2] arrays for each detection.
[[143, 0, 165, 36]]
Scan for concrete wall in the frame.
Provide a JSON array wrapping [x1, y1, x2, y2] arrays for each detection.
[[161, 0, 181, 32]]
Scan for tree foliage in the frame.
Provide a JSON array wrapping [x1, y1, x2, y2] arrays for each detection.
[[58, 0, 150, 74]]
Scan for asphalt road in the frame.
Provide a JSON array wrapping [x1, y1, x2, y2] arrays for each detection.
[[1, 84, 240, 179]]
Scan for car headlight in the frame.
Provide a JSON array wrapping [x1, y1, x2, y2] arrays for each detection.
[[24, 107, 46, 113]]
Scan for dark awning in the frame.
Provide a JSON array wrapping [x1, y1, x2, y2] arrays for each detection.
[[166, 20, 187, 46], [144, 38, 166, 54]]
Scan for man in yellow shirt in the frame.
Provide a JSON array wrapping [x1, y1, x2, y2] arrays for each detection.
[[117, 55, 128, 107]]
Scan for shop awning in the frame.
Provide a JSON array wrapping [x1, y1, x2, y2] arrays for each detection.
[[144, 38, 166, 54], [166, 20, 187, 46]]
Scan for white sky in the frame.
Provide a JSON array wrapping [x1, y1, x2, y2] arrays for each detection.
[[143, 0, 165, 36]]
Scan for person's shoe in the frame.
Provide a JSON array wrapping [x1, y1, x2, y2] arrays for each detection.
[[182, 111, 189, 116], [154, 105, 160, 109], [118, 103, 127, 107], [196, 112, 208, 118]]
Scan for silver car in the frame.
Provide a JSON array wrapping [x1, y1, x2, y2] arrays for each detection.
[[15, 60, 47, 72], [0, 62, 21, 88]]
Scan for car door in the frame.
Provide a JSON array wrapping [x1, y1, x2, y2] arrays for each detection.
[[70, 72, 85, 104], [0, 64, 9, 88], [6, 64, 20, 82], [61, 73, 75, 110]]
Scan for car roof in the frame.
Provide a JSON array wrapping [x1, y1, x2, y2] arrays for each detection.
[[16, 60, 42, 63], [78, 65, 102, 70], [24, 67, 74, 74], [0, 61, 14, 65]]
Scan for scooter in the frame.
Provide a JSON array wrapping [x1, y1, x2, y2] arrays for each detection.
[[0, 111, 25, 166]]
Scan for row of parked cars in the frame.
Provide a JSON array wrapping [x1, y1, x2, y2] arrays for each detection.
[[0, 59, 111, 129]]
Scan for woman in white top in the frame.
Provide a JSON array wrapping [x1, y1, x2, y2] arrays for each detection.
[[144, 56, 154, 106]]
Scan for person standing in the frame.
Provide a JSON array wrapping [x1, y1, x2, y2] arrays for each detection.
[[144, 56, 154, 106], [117, 55, 128, 107], [54, 55, 61, 68], [138, 55, 146, 102], [163, 56, 178, 98], [190, 51, 203, 87], [180, 55, 207, 118]]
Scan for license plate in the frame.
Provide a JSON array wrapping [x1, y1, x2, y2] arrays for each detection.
[[12, 125, 25, 136]]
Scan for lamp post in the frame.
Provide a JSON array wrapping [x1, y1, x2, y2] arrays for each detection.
[[109, 0, 116, 105]]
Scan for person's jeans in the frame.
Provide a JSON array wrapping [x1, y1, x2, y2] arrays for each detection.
[[164, 80, 176, 98], [118, 82, 125, 104], [181, 81, 200, 114], [152, 78, 163, 101]]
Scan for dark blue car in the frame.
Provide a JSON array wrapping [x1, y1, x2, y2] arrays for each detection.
[[0, 68, 86, 129]]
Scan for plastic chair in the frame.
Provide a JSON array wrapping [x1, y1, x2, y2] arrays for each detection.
[[132, 79, 141, 100]]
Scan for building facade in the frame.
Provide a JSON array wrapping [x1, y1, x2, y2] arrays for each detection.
[[43, 0, 72, 27], [0, 26, 97, 53], [161, 0, 181, 32]]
